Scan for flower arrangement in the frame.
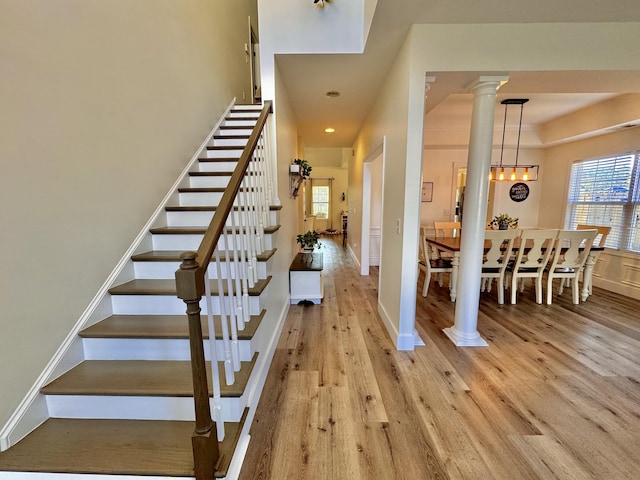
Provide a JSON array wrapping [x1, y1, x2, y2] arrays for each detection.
[[488, 213, 518, 230], [296, 230, 321, 251]]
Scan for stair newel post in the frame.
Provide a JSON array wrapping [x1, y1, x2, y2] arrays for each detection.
[[175, 251, 219, 480]]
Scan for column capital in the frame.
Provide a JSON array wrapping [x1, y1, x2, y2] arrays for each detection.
[[467, 75, 509, 94]]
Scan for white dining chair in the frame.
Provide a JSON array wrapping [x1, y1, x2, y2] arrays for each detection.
[[545, 229, 598, 304], [481, 229, 519, 304], [509, 229, 558, 304], [574, 224, 611, 295], [418, 227, 453, 297]]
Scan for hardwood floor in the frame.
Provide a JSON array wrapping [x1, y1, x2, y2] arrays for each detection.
[[239, 236, 640, 479]]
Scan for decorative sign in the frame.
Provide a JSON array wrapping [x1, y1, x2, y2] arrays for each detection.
[[509, 182, 530, 202]]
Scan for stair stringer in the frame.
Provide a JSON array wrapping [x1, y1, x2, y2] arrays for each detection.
[[0, 99, 237, 452]]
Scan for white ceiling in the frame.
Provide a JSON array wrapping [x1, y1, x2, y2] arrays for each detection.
[[275, 0, 640, 151]]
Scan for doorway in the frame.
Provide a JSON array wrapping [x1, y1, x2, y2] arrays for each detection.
[[361, 141, 385, 276]]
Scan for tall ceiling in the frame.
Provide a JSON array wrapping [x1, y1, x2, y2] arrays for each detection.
[[275, 0, 640, 151]]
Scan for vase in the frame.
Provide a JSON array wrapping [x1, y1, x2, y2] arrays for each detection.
[[498, 221, 508, 230]]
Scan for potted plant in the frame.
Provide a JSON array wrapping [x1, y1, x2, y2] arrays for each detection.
[[488, 213, 519, 230], [296, 230, 321, 252], [290, 158, 312, 198]]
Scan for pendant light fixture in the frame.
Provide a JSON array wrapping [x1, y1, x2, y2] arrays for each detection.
[[491, 98, 538, 182]]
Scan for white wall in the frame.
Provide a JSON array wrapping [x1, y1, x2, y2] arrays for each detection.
[[258, 0, 374, 106], [351, 33, 418, 349], [268, 63, 301, 304], [0, 0, 257, 429]]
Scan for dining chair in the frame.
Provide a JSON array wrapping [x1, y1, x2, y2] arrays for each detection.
[[545, 229, 598, 304], [576, 224, 611, 295], [509, 229, 558, 304], [418, 227, 453, 297], [481, 229, 519, 304], [433, 221, 461, 237], [432, 221, 461, 260], [577, 224, 611, 247]]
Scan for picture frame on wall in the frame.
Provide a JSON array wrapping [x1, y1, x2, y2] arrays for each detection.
[[421, 182, 433, 202]]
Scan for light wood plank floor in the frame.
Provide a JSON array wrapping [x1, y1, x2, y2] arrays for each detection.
[[239, 236, 640, 479]]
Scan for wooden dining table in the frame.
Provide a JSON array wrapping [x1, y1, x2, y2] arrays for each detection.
[[424, 234, 604, 302]]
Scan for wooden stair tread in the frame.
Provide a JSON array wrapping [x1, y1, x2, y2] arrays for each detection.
[[131, 248, 276, 262], [79, 311, 264, 339], [41, 354, 257, 397], [149, 225, 281, 234], [165, 205, 281, 212], [218, 125, 254, 130], [213, 135, 250, 139], [206, 145, 245, 150], [108, 276, 271, 296], [178, 186, 226, 192], [197, 157, 240, 162], [0, 413, 245, 477], [223, 116, 258, 121], [188, 171, 232, 177]]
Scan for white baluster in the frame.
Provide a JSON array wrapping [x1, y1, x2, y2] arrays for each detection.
[[229, 208, 247, 329], [222, 230, 240, 371], [214, 246, 234, 385], [239, 176, 256, 288], [203, 266, 224, 441]]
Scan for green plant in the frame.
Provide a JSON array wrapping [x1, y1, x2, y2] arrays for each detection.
[[296, 230, 321, 250], [488, 213, 518, 230], [293, 158, 312, 180]]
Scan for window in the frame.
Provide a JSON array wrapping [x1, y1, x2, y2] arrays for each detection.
[[565, 152, 640, 252], [312, 185, 330, 220]]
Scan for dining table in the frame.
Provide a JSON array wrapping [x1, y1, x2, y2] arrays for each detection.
[[424, 234, 604, 302]]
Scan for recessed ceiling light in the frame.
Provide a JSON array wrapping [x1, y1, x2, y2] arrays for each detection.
[[326, 91, 340, 98], [324, 127, 335, 133]]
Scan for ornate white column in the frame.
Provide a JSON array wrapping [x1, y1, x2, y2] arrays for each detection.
[[443, 76, 508, 347]]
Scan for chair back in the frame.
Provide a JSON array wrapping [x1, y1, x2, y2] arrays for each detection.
[[483, 229, 519, 271], [434, 221, 461, 237], [577, 224, 611, 247], [548, 229, 598, 271], [512, 229, 558, 272], [419, 227, 430, 264]]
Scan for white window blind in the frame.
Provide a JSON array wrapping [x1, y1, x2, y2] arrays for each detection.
[[565, 152, 640, 251]]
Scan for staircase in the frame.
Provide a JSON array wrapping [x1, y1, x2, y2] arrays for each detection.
[[0, 103, 282, 479]]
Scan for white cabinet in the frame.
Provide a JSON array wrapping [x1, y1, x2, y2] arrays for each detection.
[[289, 253, 323, 304]]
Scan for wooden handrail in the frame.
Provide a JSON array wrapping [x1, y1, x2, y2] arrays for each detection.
[[175, 100, 273, 480]]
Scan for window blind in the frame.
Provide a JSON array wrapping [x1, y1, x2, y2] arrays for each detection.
[[565, 152, 640, 251]]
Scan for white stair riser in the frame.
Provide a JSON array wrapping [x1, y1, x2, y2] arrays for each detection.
[[166, 210, 278, 228], [227, 111, 260, 118], [206, 148, 243, 159], [196, 161, 238, 173], [152, 231, 274, 252], [45, 394, 247, 423], [222, 119, 256, 127], [111, 292, 265, 316], [82, 337, 256, 362], [134, 258, 269, 280], [178, 191, 224, 205], [189, 175, 231, 188], [217, 127, 253, 136], [210, 138, 249, 147]]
